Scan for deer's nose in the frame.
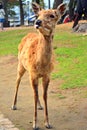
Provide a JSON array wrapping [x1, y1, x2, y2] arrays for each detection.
[[35, 19, 42, 26]]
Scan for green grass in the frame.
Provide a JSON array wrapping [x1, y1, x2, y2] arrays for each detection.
[[57, 93, 66, 99], [0, 25, 87, 89], [52, 26, 87, 89], [0, 28, 35, 55]]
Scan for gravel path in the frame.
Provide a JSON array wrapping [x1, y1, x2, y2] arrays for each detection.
[[0, 111, 19, 130]]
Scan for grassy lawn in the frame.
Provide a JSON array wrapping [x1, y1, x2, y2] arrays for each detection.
[[0, 24, 87, 89], [0, 27, 35, 55]]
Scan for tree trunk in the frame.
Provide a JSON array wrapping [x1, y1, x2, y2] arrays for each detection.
[[53, 0, 63, 9], [36, 0, 40, 4], [19, 0, 24, 25], [32, 0, 40, 4], [48, 0, 50, 9], [2, 0, 8, 22]]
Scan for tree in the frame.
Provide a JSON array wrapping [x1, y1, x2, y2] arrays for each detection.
[[1, 0, 24, 25], [53, 0, 63, 9], [0, 0, 19, 26], [32, 0, 44, 8], [19, 0, 24, 25], [48, 0, 50, 9], [1, 0, 8, 22], [36, 0, 40, 4]]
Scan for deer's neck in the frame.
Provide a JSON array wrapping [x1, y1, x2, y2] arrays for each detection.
[[37, 32, 53, 64], [39, 32, 53, 52]]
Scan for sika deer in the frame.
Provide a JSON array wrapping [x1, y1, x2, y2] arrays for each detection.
[[12, 2, 66, 130]]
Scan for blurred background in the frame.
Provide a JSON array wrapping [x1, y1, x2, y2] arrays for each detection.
[[0, 0, 86, 27]]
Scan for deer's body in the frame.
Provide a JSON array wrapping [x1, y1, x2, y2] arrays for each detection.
[[12, 3, 66, 130], [18, 33, 53, 77]]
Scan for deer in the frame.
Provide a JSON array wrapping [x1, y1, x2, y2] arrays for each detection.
[[12, 2, 66, 130]]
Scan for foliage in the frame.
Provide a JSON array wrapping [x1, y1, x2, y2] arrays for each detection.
[[0, 0, 19, 20], [7, 2, 18, 17], [32, 0, 45, 8]]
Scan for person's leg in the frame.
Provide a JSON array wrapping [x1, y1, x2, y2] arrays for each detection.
[[1, 22, 3, 30], [72, 13, 82, 28], [84, 9, 87, 20]]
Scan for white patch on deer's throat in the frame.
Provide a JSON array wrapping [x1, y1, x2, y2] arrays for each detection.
[[47, 23, 52, 27], [44, 28, 50, 32]]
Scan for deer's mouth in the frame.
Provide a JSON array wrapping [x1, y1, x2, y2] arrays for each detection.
[[35, 24, 40, 29], [35, 19, 42, 29]]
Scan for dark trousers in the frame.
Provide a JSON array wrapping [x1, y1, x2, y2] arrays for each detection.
[[72, 13, 82, 28], [72, 10, 87, 28]]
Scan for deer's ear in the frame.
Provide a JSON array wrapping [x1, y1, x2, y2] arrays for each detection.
[[32, 2, 41, 15], [57, 3, 67, 16]]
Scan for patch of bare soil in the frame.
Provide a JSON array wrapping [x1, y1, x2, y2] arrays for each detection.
[[0, 55, 87, 130]]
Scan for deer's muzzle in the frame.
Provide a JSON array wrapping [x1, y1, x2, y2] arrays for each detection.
[[35, 19, 42, 29]]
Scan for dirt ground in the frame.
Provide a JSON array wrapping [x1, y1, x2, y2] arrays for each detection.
[[0, 55, 87, 130]]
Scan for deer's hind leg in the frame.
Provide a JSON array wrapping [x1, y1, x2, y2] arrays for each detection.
[[12, 62, 26, 110], [37, 98, 43, 110], [42, 75, 52, 129]]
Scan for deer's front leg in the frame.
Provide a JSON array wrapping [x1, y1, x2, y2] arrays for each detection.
[[42, 75, 52, 129], [12, 62, 25, 110], [31, 77, 39, 130]]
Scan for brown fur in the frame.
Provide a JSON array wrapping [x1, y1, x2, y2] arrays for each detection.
[[12, 2, 66, 130], [18, 33, 53, 76]]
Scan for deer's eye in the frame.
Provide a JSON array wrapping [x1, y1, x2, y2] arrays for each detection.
[[50, 14, 55, 18]]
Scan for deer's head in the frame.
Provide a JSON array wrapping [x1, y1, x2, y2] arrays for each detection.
[[32, 2, 66, 36]]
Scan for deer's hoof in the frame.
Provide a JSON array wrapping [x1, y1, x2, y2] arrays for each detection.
[[45, 124, 52, 129], [11, 105, 17, 110], [33, 123, 39, 130], [37, 106, 43, 110], [33, 127, 39, 130]]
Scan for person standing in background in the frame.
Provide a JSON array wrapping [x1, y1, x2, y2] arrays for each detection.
[[72, 0, 87, 29], [0, 2, 5, 30]]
